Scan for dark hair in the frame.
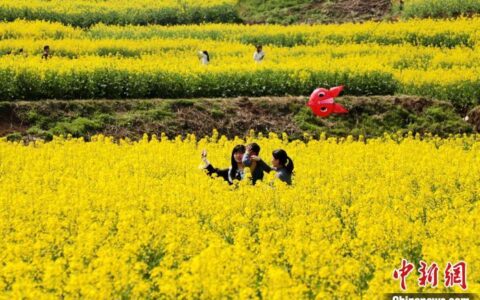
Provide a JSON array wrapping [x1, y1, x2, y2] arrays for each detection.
[[203, 50, 209, 62], [230, 144, 246, 180], [248, 143, 260, 155], [44, 45, 50, 51], [272, 149, 294, 174]]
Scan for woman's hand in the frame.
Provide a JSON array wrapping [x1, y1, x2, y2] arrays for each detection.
[[250, 155, 261, 162]]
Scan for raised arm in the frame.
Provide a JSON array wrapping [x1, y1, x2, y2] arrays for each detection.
[[205, 164, 230, 182], [201, 149, 234, 183], [257, 159, 272, 173]]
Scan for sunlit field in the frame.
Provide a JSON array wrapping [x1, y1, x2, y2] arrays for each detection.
[[0, 133, 478, 298]]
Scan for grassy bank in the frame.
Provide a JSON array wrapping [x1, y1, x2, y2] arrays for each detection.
[[0, 96, 474, 142]]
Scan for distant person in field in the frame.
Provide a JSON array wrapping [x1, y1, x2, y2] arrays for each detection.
[[271, 149, 294, 185], [42, 45, 50, 59], [198, 50, 210, 65], [7, 48, 23, 55], [6, 48, 24, 56], [242, 143, 272, 185], [201, 145, 246, 184], [14, 48, 25, 57], [253, 45, 265, 62]]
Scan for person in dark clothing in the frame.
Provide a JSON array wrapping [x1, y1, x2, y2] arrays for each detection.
[[201, 145, 246, 184], [242, 143, 272, 185], [42, 45, 50, 59], [271, 149, 294, 185]]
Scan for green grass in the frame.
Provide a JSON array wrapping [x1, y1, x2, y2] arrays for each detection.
[[293, 96, 472, 138], [237, 0, 326, 24], [237, 0, 392, 24]]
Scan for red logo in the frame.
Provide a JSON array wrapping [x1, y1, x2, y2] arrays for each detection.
[[393, 260, 467, 291], [393, 259, 415, 290], [444, 261, 467, 290]]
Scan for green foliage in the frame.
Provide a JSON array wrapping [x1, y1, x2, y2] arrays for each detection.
[[0, 97, 474, 141], [398, 0, 480, 19], [237, 0, 327, 25], [50, 117, 104, 137], [293, 97, 472, 138], [6, 132, 22, 142], [86, 21, 475, 49], [0, 4, 241, 27], [2, 68, 399, 100], [237, 0, 389, 25], [26, 126, 53, 141], [400, 80, 480, 111]]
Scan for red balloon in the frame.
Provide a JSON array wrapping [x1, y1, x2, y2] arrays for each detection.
[[307, 86, 348, 117]]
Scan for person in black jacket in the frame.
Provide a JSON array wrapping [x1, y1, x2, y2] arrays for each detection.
[[42, 45, 50, 59], [201, 145, 246, 184], [242, 143, 272, 185]]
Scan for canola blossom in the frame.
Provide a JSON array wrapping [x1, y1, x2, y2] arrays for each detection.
[[0, 132, 479, 298], [1, 18, 479, 47], [0, 0, 239, 27], [0, 18, 479, 104], [401, 0, 480, 19], [0, 41, 477, 104]]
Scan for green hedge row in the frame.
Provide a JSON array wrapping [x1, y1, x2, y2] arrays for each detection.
[[1, 65, 478, 109], [400, 80, 480, 110], [87, 26, 476, 48], [399, 0, 480, 19], [0, 68, 398, 100], [0, 4, 241, 27]]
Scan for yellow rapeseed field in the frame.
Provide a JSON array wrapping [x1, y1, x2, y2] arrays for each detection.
[[0, 0, 238, 27], [0, 18, 479, 102], [0, 132, 478, 298]]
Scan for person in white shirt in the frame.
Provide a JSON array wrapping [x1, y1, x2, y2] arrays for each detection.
[[198, 50, 210, 65], [253, 45, 265, 62]]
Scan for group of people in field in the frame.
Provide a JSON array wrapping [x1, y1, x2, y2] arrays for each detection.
[[9, 44, 262, 64], [13, 43, 287, 186], [198, 44, 265, 65], [201, 143, 294, 185], [6, 45, 51, 59]]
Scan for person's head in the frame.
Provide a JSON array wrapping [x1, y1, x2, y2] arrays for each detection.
[[247, 143, 260, 156], [231, 144, 246, 166], [203, 50, 209, 62], [44, 45, 50, 52], [256, 45, 263, 52], [272, 149, 294, 174]]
